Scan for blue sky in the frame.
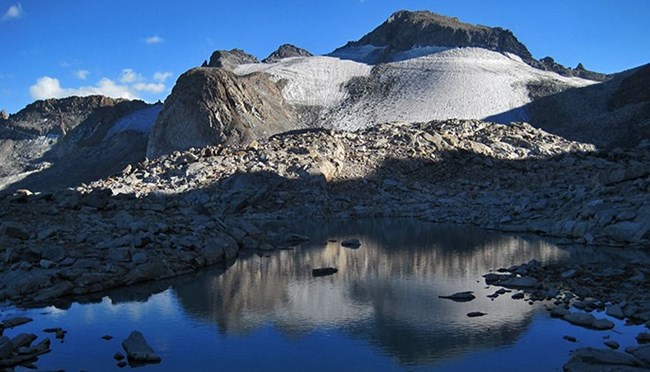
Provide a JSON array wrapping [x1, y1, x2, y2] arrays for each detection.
[[1, 0, 649, 114]]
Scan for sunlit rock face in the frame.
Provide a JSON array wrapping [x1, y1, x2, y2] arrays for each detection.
[[173, 220, 570, 365]]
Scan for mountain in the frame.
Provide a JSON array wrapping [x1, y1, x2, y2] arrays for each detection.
[[0, 96, 158, 191], [332, 10, 533, 64], [331, 10, 606, 81], [148, 10, 604, 156], [2, 9, 648, 192], [262, 44, 313, 63]]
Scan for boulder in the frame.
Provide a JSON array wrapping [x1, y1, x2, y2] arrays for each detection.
[[564, 348, 642, 371], [498, 276, 538, 289], [146, 67, 298, 158], [121, 331, 161, 363], [312, 267, 338, 277], [438, 291, 475, 302], [0, 222, 29, 240], [341, 238, 362, 248]]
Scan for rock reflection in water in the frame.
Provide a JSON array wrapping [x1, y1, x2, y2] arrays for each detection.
[[172, 219, 569, 366]]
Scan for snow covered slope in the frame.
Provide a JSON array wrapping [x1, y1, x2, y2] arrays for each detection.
[[234, 47, 595, 130], [234, 56, 372, 107]]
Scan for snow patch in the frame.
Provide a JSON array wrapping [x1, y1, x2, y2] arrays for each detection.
[[235, 56, 372, 107], [323, 47, 596, 130], [106, 105, 163, 138]]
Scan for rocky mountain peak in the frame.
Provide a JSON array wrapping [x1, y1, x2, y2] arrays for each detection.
[[206, 49, 259, 70], [339, 10, 533, 63], [262, 44, 313, 63], [1, 95, 145, 137]]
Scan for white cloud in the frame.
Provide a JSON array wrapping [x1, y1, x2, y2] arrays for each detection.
[[29, 68, 171, 102], [119, 68, 144, 84], [75, 70, 90, 80], [144, 35, 164, 44], [153, 71, 172, 82], [133, 82, 165, 94], [2, 3, 23, 21], [29, 76, 137, 100]]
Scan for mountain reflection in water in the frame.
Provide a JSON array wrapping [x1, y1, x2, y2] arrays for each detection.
[[172, 219, 568, 366]]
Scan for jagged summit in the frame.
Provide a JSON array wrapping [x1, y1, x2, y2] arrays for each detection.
[[263, 44, 313, 63], [206, 49, 259, 70], [333, 10, 532, 63], [331, 10, 607, 81]]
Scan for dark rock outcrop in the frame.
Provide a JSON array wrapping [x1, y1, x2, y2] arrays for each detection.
[[263, 44, 313, 63], [1, 95, 147, 138], [0, 96, 153, 192], [147, 67, 298, 158], [207, 49, 259, 70], [334, 10, 533, 63]]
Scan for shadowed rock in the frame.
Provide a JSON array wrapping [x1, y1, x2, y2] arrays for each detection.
[[121, 331, 161, 364]]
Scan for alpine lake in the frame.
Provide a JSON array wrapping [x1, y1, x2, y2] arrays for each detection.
[[2, 219, 647, 371]]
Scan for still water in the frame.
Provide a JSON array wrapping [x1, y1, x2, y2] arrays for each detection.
[[2, 219, 645, 371]]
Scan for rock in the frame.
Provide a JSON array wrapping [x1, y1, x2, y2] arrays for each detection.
[[637, 333, 650, 344], [564, 348, 641, 371], [0, 336, 13, 359], [1, 317, 33, 329], [0, 222, 29, 240], [483, 273, 513, 284], [626, 345, 650, 364], [114, 352, 125, 360], [39, 259, 56, 269], [605, 340, 620, 350], [549, 306, 570, 318], [438, 291, 476, 302], [563, 335, 577, 342], [121, 331, 161, 363], [467, 312, 487, 317], [102, 335, 113, 341], [498, 276, 538, 289], [146, 67, 297, 158], [11, 333, 36, 348], [604, 222, 647, 243], [511, 292, 525, 300], [563, 313, 597, 327], [55, 329, 67, 339], [117, 360, 128, 368], [592, 319, 615, 330], [607, 304, 625, 319], [341, 238, 362, 248], [285, 233, 310, 244], [196, 233, 239, 265], [312, 267, 338, 277]]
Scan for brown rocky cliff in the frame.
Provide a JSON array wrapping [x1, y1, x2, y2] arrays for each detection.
[[147, 67, 298, 158]]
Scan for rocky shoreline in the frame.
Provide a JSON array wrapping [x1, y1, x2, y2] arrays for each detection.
[[0, 119, 648, 308]]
